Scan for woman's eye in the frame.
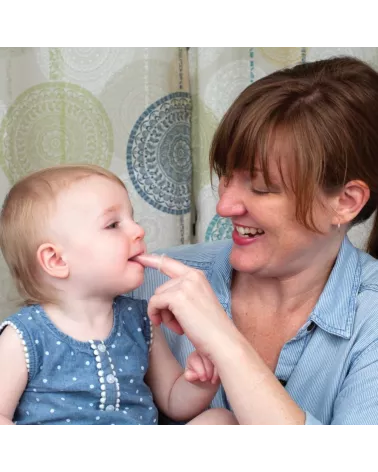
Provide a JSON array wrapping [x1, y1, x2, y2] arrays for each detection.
[[251, 189, 270, 195]]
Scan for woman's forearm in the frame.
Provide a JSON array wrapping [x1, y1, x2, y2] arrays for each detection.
[[133, 254, 306, 424], [210, 329, 305, 425]]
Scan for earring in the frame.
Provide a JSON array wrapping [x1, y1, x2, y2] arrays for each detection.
[[337, 221, 341, 231]]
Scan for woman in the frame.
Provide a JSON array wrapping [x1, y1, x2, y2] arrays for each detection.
[[132, 56, 378, 424]]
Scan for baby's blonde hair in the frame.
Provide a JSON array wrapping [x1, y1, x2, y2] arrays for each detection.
[[0, 164, 127, 306]]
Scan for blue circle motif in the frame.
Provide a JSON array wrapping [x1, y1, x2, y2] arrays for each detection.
[[126, 92, 192, 215], [205, 215, 233, 242]]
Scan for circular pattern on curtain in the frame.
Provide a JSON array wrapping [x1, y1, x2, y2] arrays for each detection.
[[0, 82, 113, 183], [126, 92, 192, 215], [37, 48, 135, 93], [205, 215, 233, 242], [258, 47, 305, 65]]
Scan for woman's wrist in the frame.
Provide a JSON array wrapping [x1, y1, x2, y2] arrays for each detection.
[[208, 328, 305, 424], [207, 320, 255, 366], [208, 323, 271, 382]]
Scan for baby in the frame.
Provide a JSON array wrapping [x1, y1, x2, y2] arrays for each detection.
[[0, 164, 236, 425]]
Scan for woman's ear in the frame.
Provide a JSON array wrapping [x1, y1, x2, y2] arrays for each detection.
[[332, 180, 370, 226], [36, 243, 69, 279]]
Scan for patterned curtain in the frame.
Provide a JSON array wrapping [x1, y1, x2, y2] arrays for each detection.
[[1, 47, 377, 320], [191, 47, 378, 247], [0, 47, 192, 319]]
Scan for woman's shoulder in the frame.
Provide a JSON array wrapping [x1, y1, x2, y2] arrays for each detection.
[[157, 239, 233, 268], [349, 249, 378, 342], [358, 248, 378, 290]]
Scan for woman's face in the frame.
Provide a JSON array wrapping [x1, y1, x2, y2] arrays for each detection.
[[216, 164, 339, 279]]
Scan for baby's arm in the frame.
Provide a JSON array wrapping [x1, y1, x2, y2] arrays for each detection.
[[145, 327, 219, 422], [0, 326, 28, 424]]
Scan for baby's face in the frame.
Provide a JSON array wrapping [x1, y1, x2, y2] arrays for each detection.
[[49, 175, 146, 298]]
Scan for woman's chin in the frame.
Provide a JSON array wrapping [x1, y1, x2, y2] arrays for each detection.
[[229, 251, 265, 274]]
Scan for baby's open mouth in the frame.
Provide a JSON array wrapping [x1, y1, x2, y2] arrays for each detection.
[[129, 249, 146, 262]]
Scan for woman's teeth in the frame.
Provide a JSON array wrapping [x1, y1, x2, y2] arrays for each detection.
[[234, 225, 264, 238]]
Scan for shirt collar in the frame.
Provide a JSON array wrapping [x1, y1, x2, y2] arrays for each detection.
[[210, 236, 361, 339], [311, 236, 361, 339]]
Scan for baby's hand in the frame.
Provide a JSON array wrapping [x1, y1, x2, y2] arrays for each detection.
[[184, 350, 219, 385]]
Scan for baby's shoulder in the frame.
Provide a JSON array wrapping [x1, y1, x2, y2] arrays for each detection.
[[113, 296, 151, 347], [0, 304, 46, 339], [114, 296, 147, 317]]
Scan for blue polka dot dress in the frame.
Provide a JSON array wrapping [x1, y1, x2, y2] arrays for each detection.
[[0, 296, 158, 424]]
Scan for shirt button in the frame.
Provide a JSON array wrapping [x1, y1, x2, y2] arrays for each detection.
[[307, 321, 316, 332], [98, 344, 106, 353], [106, 374, 115, 384], [105, 405, 115, 412]]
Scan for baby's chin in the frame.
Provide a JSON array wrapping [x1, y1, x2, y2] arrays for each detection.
[[122, 267, 145, 293]]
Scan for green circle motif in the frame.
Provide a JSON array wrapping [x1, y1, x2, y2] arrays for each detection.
[[0, 82, 113, 184], [258, 48, 306, 66]]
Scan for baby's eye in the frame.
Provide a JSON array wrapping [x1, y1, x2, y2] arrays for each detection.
[[106, 222, 119, 229]]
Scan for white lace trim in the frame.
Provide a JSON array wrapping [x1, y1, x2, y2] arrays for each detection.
[[0, 320, 30, 372]]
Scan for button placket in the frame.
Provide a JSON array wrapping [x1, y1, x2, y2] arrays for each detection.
[[89, 340, 120, 412], [106, 347, 121, 411]]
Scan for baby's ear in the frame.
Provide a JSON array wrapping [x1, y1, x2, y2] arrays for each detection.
[[36, 243, 69, 279]]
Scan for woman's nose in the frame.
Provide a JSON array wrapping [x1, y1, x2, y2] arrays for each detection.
[[216, 182, 246, 217]]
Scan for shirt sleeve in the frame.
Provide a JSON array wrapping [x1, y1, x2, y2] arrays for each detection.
[[304, 411, 323, 425], [324, 339, 378, 425], [302, 338, 378, 425]]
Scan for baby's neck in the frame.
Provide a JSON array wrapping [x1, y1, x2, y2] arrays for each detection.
[[42, 297, 115, 342]]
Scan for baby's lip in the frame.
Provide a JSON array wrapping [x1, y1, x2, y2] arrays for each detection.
[[129, 249, 146, 260], [132, 254, 161, 267]]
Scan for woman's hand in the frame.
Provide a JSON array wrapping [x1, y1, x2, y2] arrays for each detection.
[[133, 254, 235, 356], [134, 254, 305, 424]]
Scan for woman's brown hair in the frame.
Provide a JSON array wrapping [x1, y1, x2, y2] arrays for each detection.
[[210, 56, 378, 257]]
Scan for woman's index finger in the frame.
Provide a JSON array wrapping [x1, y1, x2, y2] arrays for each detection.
[[132, 253, 190, 278]]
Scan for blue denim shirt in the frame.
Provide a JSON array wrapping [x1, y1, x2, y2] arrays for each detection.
[[131, 236, 378, 425], [0, 296, 158, 425]]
